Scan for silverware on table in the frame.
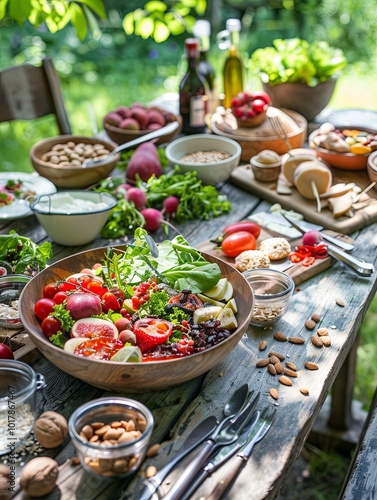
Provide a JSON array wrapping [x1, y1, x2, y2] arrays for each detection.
[[282, 213, 374, 277], [206, 406, 276, 500], [81, 121, 180, 168], [162, 391, 261, 500], [138, 384, 249, 500]]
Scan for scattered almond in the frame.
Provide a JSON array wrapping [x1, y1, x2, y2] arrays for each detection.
[[305, 361, 319, 370], [269, 388, 279, 400], [285, 361, 297, 371], [279, 375, 293, 386], [283, 368, 298, 378], [288, 337, 305, 345], [317, 327, 329, 336], [146, 443, 160, 458], [275, 362, 284, 374], [300, 388, 310, 396], [268, 364, 277, 376], [269, 355, 280, 365], [256, 358, 270, 368], [274, 331, 287, 342], [268, 351, 285, 361], [335, 298, 345, 307], [311, 335, 323, 348], [311, 313, 321, 323], [305, 319, 316, 330], [70, 457, 80, 465], [321, 336, 332, 347], [145, 466, 157, 478], [259, 340, 267, 351]]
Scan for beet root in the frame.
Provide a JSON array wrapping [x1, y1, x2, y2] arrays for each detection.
[[126, 142, 162, 182]]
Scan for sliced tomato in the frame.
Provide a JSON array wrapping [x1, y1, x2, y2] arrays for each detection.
[[302, 256, 316, 267], [133, 318, 173, 353], [74, 337, 123, 360], [102, 291, 121, 312], [222, 221, 261, 240], [221, 231, 257, 258]]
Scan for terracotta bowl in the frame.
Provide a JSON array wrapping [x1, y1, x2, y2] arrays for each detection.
[[19, 248, 253, 393], [103, 107, 182, 146], [308, 128, 371, 171], [367, 151, 377, 188], [30, 135, 119, 189]]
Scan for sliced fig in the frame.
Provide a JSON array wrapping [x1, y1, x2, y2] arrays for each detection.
[[70, 317, 118, 339]]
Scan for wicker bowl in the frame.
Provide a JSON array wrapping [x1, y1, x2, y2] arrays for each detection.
[[30, 135, 120, 189], [19, 248, 253, 393]]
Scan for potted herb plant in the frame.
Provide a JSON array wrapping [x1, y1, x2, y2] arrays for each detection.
[[250, 38, 347, 121]]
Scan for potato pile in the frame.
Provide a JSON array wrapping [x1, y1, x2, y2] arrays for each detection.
[[104, 103, 168, 132]]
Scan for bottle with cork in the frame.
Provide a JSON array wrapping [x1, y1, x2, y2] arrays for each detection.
[[222, 18, 244, 109], [192, 19, 216, 113], [179, 38, 209, 135]]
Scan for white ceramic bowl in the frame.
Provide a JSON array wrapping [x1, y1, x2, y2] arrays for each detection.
[[29, 191, 117, 246], [165, 134, 242, 185]]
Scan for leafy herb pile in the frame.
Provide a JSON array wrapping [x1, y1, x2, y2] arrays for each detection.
[[0, 231, 52, 275], [251, 38, 347, 86]]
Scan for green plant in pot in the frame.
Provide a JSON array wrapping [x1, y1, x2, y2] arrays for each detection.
[[250, 38, 348, 121]]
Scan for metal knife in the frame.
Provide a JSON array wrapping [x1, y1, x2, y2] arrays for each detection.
[[282, 213, 374, 277], [162, 391, 261, 500], [206, 407, 276, 500], [249, 212, 355, 251], [180, 410, 261, 500]]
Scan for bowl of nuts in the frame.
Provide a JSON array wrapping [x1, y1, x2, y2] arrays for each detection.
[[68, 397, 154, 478], [30, 135, 120, 189]]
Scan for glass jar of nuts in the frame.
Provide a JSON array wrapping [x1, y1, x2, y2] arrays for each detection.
[[68, 397, 154, 479], [243, 268, 294, 327]]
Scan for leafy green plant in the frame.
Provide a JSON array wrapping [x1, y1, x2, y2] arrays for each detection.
[[250, 38, 347, 86]]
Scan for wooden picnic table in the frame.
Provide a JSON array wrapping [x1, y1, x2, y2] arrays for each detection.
[[1, 172, 377, 500]]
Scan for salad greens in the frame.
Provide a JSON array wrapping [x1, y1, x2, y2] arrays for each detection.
[[0, 231, 52, 275], [251, 38, 347, 86], [101, 228, 221, 294]]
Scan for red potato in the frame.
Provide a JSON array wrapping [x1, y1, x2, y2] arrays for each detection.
[[147, 110, 166, 127], [126, 143, 163, 182], [66, 292, 102, 320], [119, 118, 140, 130], [129, 107, 149, 129]]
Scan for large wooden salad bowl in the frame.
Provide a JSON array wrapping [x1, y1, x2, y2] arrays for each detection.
[[19, 248, 253, 393]]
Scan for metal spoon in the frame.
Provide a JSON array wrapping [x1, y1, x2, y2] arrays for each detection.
[[81, 120, 180, 168]]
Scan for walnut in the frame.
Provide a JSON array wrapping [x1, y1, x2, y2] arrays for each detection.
[[0, 464, 11, 499], [33, 411, 68, 448], [19, 457, 58, 498]]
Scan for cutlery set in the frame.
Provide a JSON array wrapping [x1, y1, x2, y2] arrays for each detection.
[[139, 385, 274, 500]]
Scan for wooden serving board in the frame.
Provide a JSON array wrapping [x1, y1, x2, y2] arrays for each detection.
[[230, 163, 377, 234], [197, 228, 354, 286]]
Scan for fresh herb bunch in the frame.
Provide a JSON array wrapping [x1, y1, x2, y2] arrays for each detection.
[[251, 38, 347, 86], [0, 231, 52, 275]]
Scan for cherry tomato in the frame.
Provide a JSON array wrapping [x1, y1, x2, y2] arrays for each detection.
[[58, 281, 77, 292], [43, 283, 59, 299], [53, 291, 68, 304], [34, 298, 55, 320], [251, 99, 267, 113], [102, 291, 121, 312], [87, 279, 108, 297], [74, 337, 123, 360], [222, 221, 261, 240], [221, 231, 257, 258], [250, 90, 271, 105], [41, 316, 61, 339]]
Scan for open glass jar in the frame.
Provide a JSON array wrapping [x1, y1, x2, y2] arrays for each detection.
[[243, 268, 294, 327], [69, 397, 154, 479], [0, 360, 46, 455]]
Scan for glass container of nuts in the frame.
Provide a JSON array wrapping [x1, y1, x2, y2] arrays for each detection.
[[0, 360, 46, 455], [68, 397, 154, 479], [243, 268, 294, 327]]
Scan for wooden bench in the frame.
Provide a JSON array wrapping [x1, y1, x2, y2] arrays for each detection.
[[340, 387, 377, 499]]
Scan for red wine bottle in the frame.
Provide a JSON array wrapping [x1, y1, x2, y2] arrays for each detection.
[[179, 38, 209, 135], [193, 20, 216, 113]]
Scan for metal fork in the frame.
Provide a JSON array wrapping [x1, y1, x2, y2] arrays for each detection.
[[206, 406, 276, 500], [269, 114, 293, 152]]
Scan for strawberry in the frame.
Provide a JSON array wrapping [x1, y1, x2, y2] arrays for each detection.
[[133, 318, 173, 353]]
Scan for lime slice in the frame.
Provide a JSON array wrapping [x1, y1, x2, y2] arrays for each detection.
[[110, 346, 143, 363]]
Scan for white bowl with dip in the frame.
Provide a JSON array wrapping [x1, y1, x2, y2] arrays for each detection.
[[165, 134, 242, 185], [29, 191, 117, 246]]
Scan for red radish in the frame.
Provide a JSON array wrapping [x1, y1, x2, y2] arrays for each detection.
[[115, 184, 132, 196], [162, 196, 180, 216], [302, 230, 323, 246], [66, 292, 102, 320], [70, 317, 118, 339], [0, 343, 14, 360], [141, 208, 163, 231], [126, 187, 147, 210]]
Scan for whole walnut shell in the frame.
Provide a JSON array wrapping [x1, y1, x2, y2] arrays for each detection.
[[19, 457, 58, 497], [0, 464, 11, 499], [33, 411, 68, 448]]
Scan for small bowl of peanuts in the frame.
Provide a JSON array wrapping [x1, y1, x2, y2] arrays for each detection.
[[243, 268, 294, 327], [68, 397, 154, 479], [30, 135, 120, 189]]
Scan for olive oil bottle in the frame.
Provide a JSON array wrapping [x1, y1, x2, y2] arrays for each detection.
[[223, 19, 244, 109]]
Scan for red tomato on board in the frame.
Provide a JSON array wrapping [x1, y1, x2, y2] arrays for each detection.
[[41, 317, 61, 339], [221, 231, 257, 258], [34, 298, 55, 320], [133, 318, 173, 353], [222, 221, 261, 240], [74, 337, 123, 360]]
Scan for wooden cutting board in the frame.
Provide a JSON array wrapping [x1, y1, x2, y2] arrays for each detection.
[[197, 228, 354, 286], [230, 163, 377, 234]]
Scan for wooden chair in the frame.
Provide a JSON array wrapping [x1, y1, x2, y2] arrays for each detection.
[[0, 57, 71, 135]]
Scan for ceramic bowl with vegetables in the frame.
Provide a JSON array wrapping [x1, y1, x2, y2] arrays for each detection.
[[19, 230, 253, 393]]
